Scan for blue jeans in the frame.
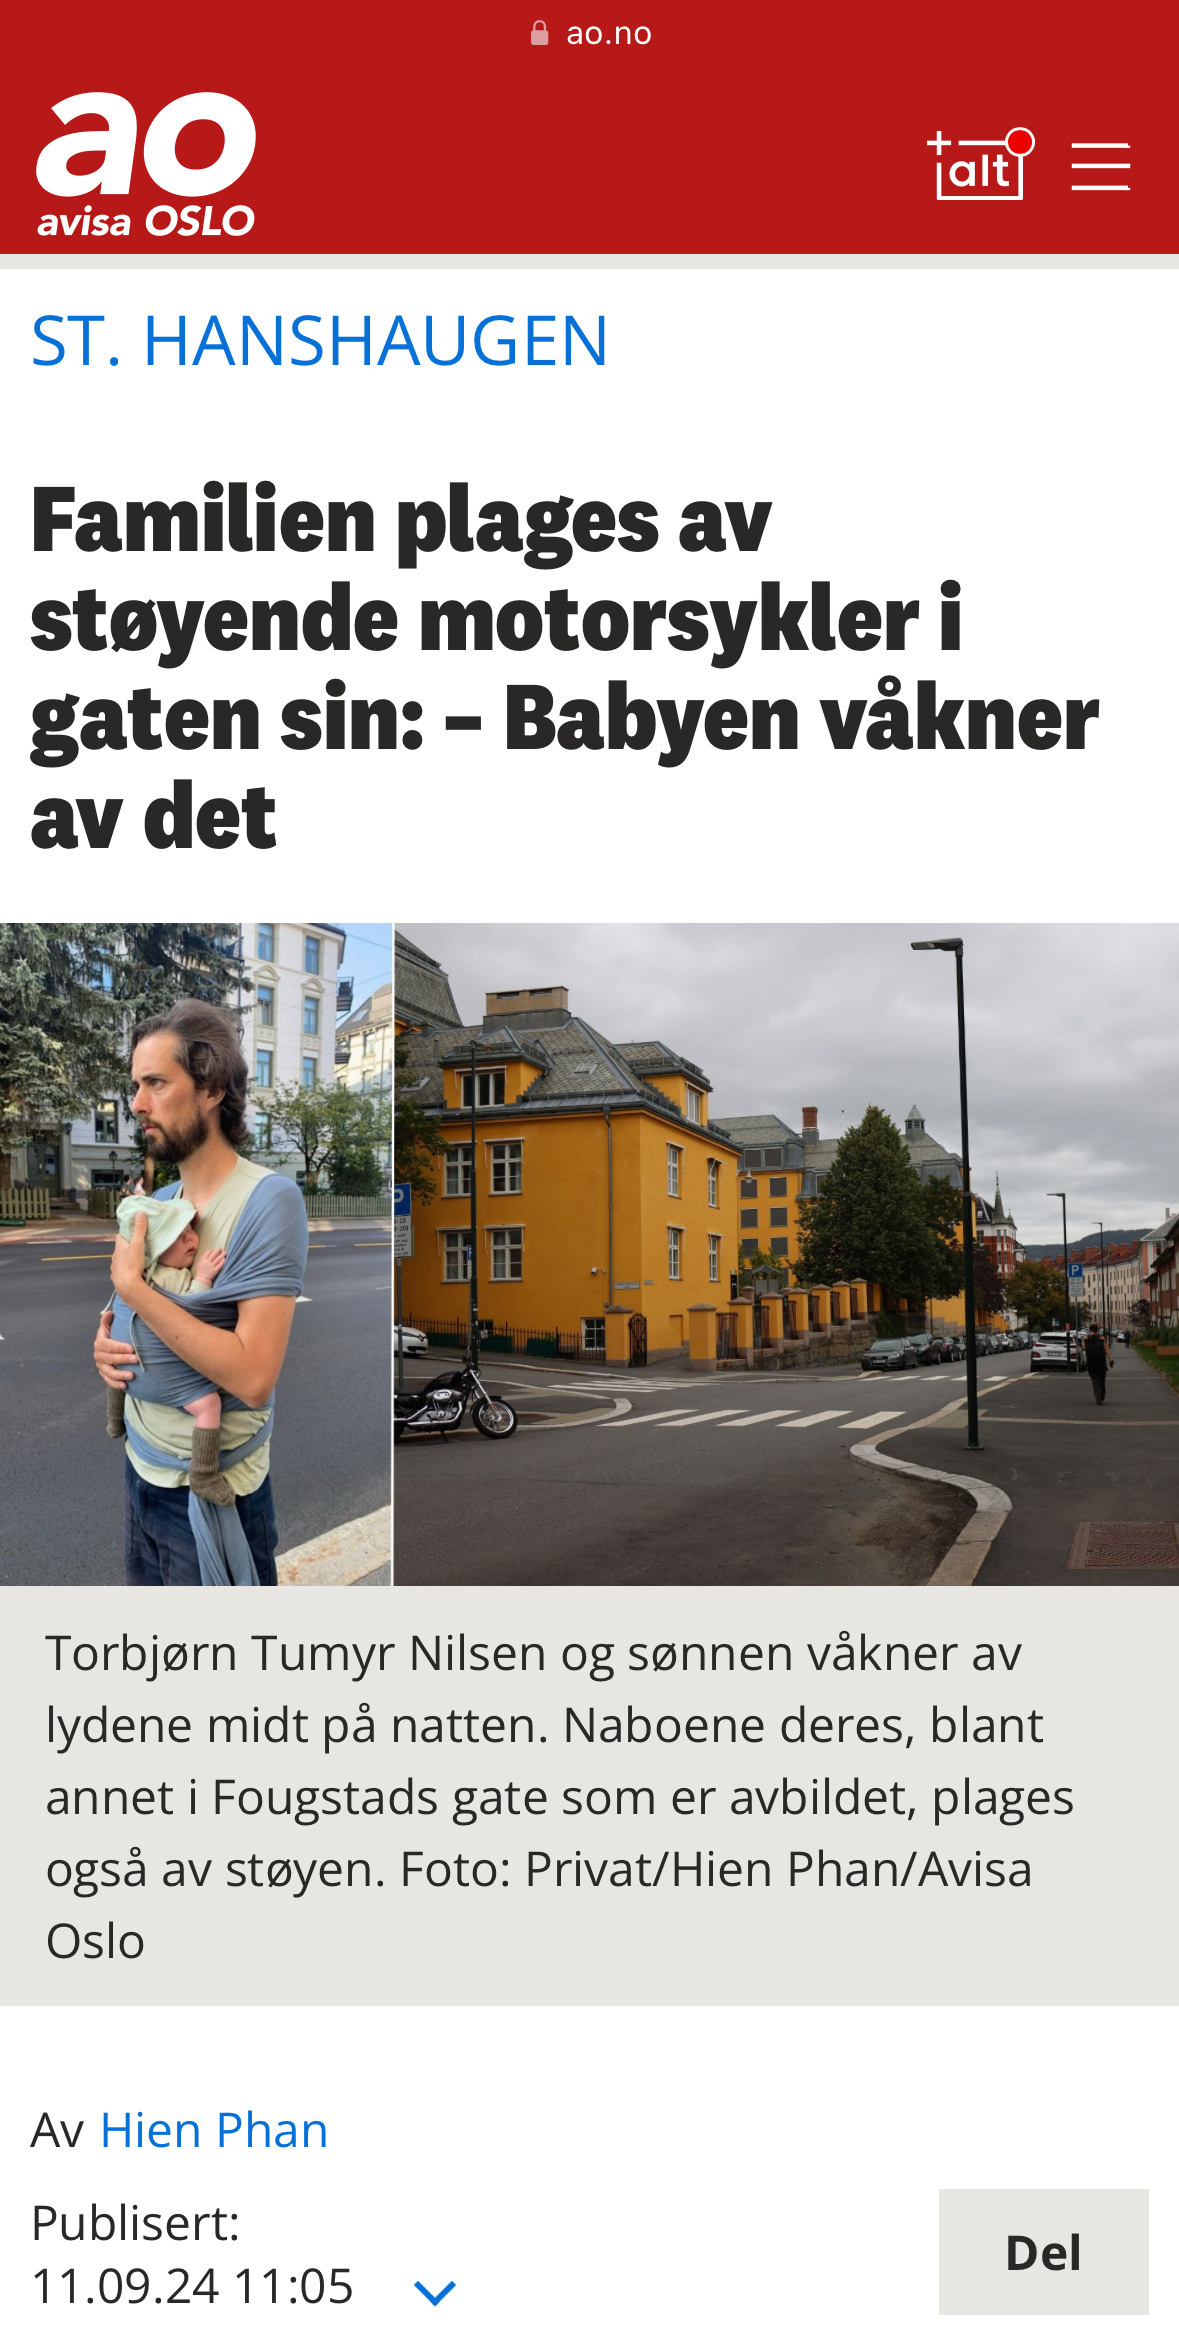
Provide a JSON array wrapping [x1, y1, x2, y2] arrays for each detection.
[[124, 1457, 279, 1587]]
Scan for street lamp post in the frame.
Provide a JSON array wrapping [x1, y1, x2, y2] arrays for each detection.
[[468, 1039, 480, 1370], [1048, 1191, 1072, 1368], [910, 937, 980, 1450], [1098, 1218, 1109, 1339]]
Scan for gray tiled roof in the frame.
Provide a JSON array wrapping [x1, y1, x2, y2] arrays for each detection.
[[724, 1104, 965, 1189], [614, 1041, 712, 1086], [720, 1113, 805, 1147], [398, 1011, 734, 1136], [395, 932, 463, 1031]]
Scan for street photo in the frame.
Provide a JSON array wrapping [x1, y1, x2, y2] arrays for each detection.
[[1, 922, 392, 1587], [394, 923, 1179, 1587]]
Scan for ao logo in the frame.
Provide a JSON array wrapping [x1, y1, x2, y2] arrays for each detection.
[[36, 91, 256, 197]]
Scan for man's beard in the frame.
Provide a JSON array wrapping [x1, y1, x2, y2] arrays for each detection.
[[141, 1105, 210, 1163]]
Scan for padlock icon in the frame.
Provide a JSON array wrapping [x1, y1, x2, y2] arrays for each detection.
[[531, 17, 549, 40]]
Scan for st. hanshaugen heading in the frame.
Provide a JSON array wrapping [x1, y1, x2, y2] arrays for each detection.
[[33, 310, 606, 368]]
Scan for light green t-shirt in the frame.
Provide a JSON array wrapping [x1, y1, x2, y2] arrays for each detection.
[[125, 1158, 278, 1495]]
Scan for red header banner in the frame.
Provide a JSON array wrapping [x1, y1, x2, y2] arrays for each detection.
[[5, 0, 1175, 255]]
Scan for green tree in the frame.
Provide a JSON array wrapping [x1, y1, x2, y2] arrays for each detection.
[[394, 1038, 442, 1202], [971, 1240, 1007, 1320], [327, 1093, 392, 1194], [263, 1082, 344, 1189], [263, 1081, 390, 1194], [1007, 1259, 1068, 1329], [794, 1106, 965, 1302], [0, 924, 125, 1154], [111, 925, 252, 1026]]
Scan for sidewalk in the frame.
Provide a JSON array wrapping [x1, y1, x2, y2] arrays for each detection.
[[1, 1215, 392, 1244], [879, 1350, 1179, 1584]]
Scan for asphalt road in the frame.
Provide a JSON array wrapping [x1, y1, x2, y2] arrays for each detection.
[[394, 1355, 993, 1586], [0, 1230, 391, 1585], [888, 1345, 1179, 1585]]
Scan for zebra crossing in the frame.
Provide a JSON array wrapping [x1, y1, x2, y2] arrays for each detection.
[[599, 1404, 907, 1435]]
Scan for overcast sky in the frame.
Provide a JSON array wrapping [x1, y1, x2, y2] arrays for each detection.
[[401, 923, 1179, 1243]]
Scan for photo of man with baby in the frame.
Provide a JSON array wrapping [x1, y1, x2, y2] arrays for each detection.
[[1, 923, 392, 1589]]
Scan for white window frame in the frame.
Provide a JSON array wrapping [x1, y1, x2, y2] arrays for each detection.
[[707, 1157, 719, 1208], [255, 1048, 273, 1087], [581, 1316, 606, 1354], [444, 1143, 473, 1197], [256, 923, 275, 961], [686, 1086, 703, 1125], [489, 1140, 523, 1194], [668, 1225, 683, 1280], [461, 1067, 506, 1108], [255, 983, 275, 1030], [442, 1229, 472, 1282], [708, 1233, 720, 1282], [302, 992, 320, 1036], [489, 1226, 524, 1282], [667, 1143, 682, 1198]]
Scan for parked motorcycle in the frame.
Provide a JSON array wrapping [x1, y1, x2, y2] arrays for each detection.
[[395, 1356, 518, 1441]]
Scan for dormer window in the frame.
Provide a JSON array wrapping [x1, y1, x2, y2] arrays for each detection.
[[461, 1067, 506, 1107], [686, 1085, 703, 1124]]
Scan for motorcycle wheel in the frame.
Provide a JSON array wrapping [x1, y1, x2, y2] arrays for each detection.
[[473, 1399, 518, 1438]]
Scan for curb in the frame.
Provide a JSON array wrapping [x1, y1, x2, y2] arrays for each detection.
[[277, 1505, 391, 1586], [850, 1389, 1015, 1586]]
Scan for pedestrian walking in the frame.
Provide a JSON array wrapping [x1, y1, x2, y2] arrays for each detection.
[[1083, 1322, 1112, 1404]]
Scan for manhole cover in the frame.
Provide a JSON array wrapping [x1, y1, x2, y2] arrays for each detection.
[[1067, 1521, 1179, 1570]]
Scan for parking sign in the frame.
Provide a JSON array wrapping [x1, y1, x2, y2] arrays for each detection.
[[394, 1182, 413, 1258]]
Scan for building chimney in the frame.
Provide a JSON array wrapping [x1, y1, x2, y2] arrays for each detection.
[[802, 1106, 819, 1136], [484, 985, 569, 1019]]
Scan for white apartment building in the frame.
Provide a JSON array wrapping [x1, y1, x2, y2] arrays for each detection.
[[1080, 1247, 1143, 1330], [237, 923, 348, 1166], [333, 981, 393, 1181]]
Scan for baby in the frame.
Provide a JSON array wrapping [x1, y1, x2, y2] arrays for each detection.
[[106, 1195, 232, 1505]]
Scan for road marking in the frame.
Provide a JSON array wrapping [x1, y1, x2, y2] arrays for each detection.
[[660, 1409, 746, 1426], [355, 1241, 391, 1248], [843, 1410, 905, 1429], [40, 1253, 112, 1262], [718, 1410, 800, 1427], [308, 1244, 327, 1250], [781, 1409, 849, 1428], [600, 1408, 697, 1428], [295, 1294, 313, 1303]]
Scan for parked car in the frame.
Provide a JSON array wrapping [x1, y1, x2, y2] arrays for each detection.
[[1031, 1332, 1075, 1372], [861, 1336, 919, 1371], [918, 1334, 959, 1364], [394, 1323, 429, 1357]]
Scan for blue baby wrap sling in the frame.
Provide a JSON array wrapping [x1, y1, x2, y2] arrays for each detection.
[[114, 1172, 308, 1586]]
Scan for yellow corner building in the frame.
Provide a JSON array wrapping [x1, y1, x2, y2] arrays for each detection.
[[396, 943, 740, 1364]]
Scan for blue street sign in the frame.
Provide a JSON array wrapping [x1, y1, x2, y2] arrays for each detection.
[[394, 1183, 412, 1216], [1067, 1259, 1083, 1279]]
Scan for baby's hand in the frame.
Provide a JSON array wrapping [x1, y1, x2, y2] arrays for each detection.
[[195, 1245, 227, 1284]]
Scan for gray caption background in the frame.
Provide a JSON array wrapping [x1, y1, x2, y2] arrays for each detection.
[[0, 1585, 1174, 2005]]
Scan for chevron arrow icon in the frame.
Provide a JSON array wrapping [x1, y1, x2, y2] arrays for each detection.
[[414, 2281, 456, 2307]]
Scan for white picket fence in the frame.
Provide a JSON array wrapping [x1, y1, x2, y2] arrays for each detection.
[[303, 1194, 391, 1218]]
